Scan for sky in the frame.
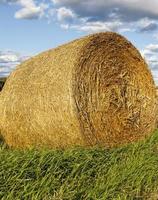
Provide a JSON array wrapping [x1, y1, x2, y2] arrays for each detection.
[[0, 0, 158, 84]]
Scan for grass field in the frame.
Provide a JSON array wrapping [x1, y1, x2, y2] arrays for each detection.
[[1, 130, 158, 200]]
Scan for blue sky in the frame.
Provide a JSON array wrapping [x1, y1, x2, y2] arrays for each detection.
[[0, 0, 158, 84]]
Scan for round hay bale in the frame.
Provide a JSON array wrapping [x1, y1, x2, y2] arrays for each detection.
[[0, 32, 157, 148]]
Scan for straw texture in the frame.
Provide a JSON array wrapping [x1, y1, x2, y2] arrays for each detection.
[[0, 32, 157, 148]]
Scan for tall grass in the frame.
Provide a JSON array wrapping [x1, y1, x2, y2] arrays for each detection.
[[1, 130, 158, 200]]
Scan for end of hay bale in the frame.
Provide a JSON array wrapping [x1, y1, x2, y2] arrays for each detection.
[[73, 32, 157, 147]]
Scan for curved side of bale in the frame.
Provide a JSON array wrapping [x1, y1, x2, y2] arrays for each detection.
[[0, 37, 88, 148], [0, 32, 157, 148]]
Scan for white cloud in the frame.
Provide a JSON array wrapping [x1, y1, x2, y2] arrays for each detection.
[[56, 7, 76, 22], [50, 0, 158, 34], [145, 44, 158, 52], [2, 0, 158, 34], [17, 0, 34, 7], [0, 52, 19, 63], [60, 23, 69, 29], [15, 6, 43, 19], [16, 1, 48, 19], [137, 18, 158, 32], [2, 0, 49, 20], [141, 44, 158, 84], [51, 0, 158, 20], [0, 51, 30, 77], [70, 20, 123, 33]]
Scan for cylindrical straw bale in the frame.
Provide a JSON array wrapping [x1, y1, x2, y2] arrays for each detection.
[[0, 32, 157, 148]]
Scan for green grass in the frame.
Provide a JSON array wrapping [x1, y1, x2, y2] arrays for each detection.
[[1, 131, 158, 200]]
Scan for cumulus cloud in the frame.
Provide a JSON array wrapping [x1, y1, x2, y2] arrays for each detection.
[[141, 44, 158, 84], [1, 0, 48, 20], [16, 1, 49, 20], [137, 18, 158, 32], [52, 0, 158, 20], [0, 52, 19, 63], [70, 20, 123, 33], [140, 23, 158, 32], [0, 51, 30, 77], [2, 0, 158, 33], [15, 7, 41, 19], [49, 0, 158, 33], [56, 7, 76, 22], [145, 44, 158, 52]]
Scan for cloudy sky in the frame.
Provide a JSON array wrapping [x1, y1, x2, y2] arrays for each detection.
[[0, 0, 158, 84]]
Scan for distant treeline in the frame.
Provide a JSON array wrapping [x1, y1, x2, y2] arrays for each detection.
[[0, 77, 7, 91]]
